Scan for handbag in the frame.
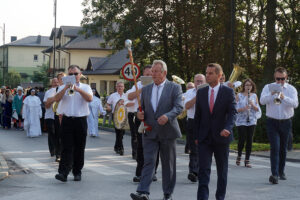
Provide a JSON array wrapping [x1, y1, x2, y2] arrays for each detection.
[[12, 110, 18, 120]]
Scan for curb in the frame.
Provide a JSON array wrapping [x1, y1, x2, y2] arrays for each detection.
[[230, 149, 300, 163], [0, 153, 9, 181]]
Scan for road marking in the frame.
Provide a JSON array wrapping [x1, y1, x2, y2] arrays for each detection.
[[91, 155, 136, 166], [14, 158, 56, 179], [85, 161, 130, 175]]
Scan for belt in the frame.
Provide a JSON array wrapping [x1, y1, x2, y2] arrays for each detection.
[[63, 115, 86, 119], [187, 118, 194, 120], [267, 117, 291, 122]]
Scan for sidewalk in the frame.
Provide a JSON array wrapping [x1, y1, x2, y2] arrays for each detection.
[[0, 152, 9, 180]]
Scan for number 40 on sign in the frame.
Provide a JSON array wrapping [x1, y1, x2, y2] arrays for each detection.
[[121, 62, 141, 81]]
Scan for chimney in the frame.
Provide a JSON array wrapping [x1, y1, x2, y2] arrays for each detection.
[[36, 35, 41, 44], [11, 36, 17, 42]]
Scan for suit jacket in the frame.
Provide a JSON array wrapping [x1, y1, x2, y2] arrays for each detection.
[[141, 79, 183, 139], [194, 84, 237, 144]]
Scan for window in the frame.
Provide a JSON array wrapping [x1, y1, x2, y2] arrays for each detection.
[[33, 55, 38, 62]]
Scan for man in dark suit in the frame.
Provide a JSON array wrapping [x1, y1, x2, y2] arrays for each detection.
[[130, 60, 183, 200], [194, 63, 236, 200]]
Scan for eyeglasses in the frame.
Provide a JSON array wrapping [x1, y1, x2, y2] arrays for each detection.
[[245, 84, 252, 87], [69, 73, 79, 76], [276, 77, 285, 81]]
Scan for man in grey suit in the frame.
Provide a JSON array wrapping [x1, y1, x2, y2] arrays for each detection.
[[130, 60, 183, 200]]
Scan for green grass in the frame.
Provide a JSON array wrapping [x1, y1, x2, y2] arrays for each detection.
[[181, 135, 300, 152]]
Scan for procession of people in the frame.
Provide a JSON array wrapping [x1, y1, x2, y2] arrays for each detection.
[[0, 61, 298, 200]]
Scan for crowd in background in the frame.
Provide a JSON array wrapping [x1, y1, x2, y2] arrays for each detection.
[[0, 86, 45, 133]]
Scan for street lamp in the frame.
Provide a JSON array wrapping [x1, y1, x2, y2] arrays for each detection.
[[53, 0, 57, 78], [0, 23, 5, 86]]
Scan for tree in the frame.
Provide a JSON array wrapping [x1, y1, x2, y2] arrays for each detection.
[[32, 62, 50, 87], [5, 70, 21, 88], [265, 0, 277, 83]]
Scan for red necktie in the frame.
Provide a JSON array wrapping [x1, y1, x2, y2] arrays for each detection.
[[209, 88, 214, 113]]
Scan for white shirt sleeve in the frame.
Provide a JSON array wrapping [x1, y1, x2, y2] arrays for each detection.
[[260, 84, 273, 105], [282, 85, 298, 108]]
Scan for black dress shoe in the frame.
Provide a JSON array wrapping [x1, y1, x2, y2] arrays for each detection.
[[163, 194, 172, 200], [55, 173, 67, 182], [130, 192, 149, 200], [133, 176, 140, 182], [279, 173, 287, 180], [269, 175, 278, 184], [188, 172, 197, 182], [74, 174, 81, 181], [152, 174, 157, 182], [114, 148, 120, 154], [55, 156, 61, 162], [119, 149, 124, 156]]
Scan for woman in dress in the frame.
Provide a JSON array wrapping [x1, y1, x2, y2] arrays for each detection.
[[1, 89, 13, 129], [22, 88, 42, 137], [87, 89, 106, 137], [235, 78, 261, 167]]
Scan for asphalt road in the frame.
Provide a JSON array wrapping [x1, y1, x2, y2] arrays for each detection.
[[0, 128, 300, 200]]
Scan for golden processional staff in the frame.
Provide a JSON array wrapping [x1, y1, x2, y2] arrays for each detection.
[[125, 39, 152, 132]]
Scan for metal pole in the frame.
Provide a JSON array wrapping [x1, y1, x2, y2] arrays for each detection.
[[230, 0, 236, 69], [2, 23, 5, 86], [53, 0, 57, 78]]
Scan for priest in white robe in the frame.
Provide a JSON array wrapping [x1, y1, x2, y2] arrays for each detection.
[[87, 89, 106, 137], [22, 89, 42, 137]]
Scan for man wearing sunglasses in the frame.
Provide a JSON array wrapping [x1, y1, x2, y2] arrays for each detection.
[[260, 67, 298, 184], [54, 65, 93, 182]]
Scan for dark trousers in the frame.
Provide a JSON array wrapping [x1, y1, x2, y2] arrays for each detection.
[[197, 142, 229, 200], [187, 118, 198, 174], [114, 128, 125, 151], [0, 112, 2, 126], [58, 116, 87, 176], [237, 125, 256, 160], [266, 118, 291, 177], [54, 115, 62, 157], [287, 121, 293, 151], [128, 112, 138, 156], [46, 119, 55, 156], [135, 118, 159, 177], [40, 107, 46, 132]]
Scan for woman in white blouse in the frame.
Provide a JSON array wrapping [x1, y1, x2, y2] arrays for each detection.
[[87, 89, 106, 137], [235, 79, 261, 167]]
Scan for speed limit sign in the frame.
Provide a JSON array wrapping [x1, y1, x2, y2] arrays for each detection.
[[121, 62, 141, 81]]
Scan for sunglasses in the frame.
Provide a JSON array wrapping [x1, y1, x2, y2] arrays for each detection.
[[276, 77, 285, 81], [69, 73, 79, 76]]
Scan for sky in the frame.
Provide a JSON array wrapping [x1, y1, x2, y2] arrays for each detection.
[[0, 0, 85, 45]]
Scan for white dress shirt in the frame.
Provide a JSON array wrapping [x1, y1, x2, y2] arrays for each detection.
[[56, 82, 93, 117], [208, 83, 220, 105], [124, 81, 143, 113], [43, 87, 56, 119], [184, 88, 197, 119], [260, 82, 298, 120], [107, 92, 126, 112], [151, 79, 166, 112]]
